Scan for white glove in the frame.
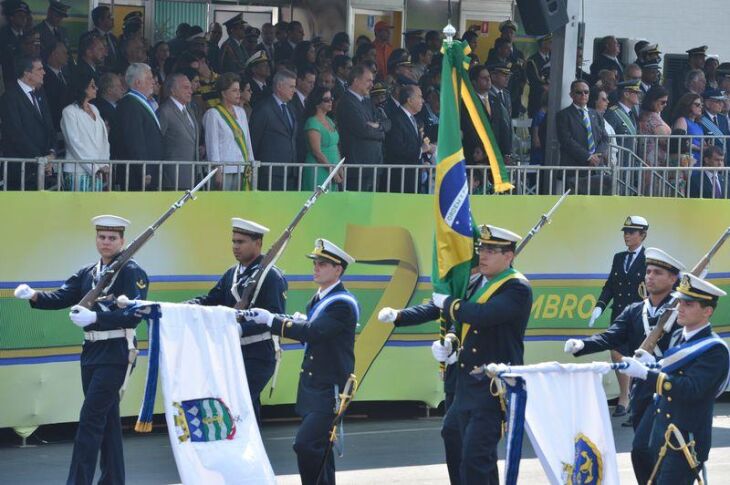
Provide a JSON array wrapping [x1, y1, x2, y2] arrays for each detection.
[[14, 284, 36, 300], [564, 338, 585, 354], [618, 357, 648, 380], [291, 312, 308, 323], [69, 305, 98, 328], [432, 293, 448, 309], [634, 348, 657, 366], [377, 307, 399, 323], [588, 307, 603, 328], [431, 339, 457, 364], [239, 308, 274, 327]]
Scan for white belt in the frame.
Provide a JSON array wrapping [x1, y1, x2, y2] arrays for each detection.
[[84, 329, 135, 343], [240, 331, 272, 346]]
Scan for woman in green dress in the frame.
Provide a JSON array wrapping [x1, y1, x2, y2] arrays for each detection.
[[302, 86, 343, 190]]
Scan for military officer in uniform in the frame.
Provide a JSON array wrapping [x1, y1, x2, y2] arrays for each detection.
[[220, 13, 248, 74], [525, 34, 551, 118], [34, 0, 70, 58], [619, 273, 730, 485], [430, 225, 533, 485], [604, 80, 641, 151], [14, 215, 148, 485], [588, 215, 649, 418], [187, 218, 286, 423], [378, 274, 488, 484], [243, 238, 358, 485]]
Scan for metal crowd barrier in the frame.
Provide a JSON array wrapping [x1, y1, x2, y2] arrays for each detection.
[[2, 133, 730, 199]]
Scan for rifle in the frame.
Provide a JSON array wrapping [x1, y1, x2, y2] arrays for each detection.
[[315, 374, 358, 485], [234, 158, 344, 398], [514, 189, 570, 256], [639, 226, 730, 353], [78, 169, 218, 309], [234, 158, 344, 311]]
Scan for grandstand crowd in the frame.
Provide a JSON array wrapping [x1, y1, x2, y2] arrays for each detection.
[[1, 0, 729, 195]]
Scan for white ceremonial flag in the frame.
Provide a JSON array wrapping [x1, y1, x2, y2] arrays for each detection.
[[153, 303, 275, 485], [505, 362, 620, 485]]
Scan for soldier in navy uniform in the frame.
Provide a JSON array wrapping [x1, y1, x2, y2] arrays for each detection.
[[378, 274, 486, 484], [34, 0, 70, 59], [588, 215, 649, 418], [0, 0, 30, 88], [619, 273, 730, 485], [220, 14, 248, 74], [565, 248, 684, 483], [431, 225, 533, 485], [13, 215, 148, 485], [244, 238, 358, 485], [187, 218, 286, 423]]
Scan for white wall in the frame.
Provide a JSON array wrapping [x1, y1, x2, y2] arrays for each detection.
[[579, 0, 730, 63]]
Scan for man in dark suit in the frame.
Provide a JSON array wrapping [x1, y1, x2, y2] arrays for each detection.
[[619, 273, 729, 485], [526, 34, 551, 118], [384, 84, 431, 193], [488, 61, 514, 160], [75, 32, 104, 85], [90, 5, 119, 70], [158, 73, 200, 189], [34, 0, 70, 59], [92, 72, 123, 124], [220, 14, 248, 74], [243, 238, 357, 485], [273, 20, 302, 65], [0, 55, 56, 190], [290, 66, 316, 163], [0, 0, 30, 88], [337, 64, 387, 191], [249, 69, 298, 190], [590, 35, 624, 81], [689, 145, 726, 199], [588, 215, 648, 418], [256, 22, 276, 67], [331, 55, 351, 102], [207, 22, 223, 73], [463, 65, 499, 165], [556, 79, 610, 193], [110, 63, 163, 190], [42, 39, 70, 132]]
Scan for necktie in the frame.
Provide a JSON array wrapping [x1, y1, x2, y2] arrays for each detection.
[[624, 251, 635, 273], [712, 116, 718, 126], [107, 33, 115, 57], [481, 95, 491, 117], [183, 107, 194, 129], [30, 91, 41, 114], [582, 108, 596, 154], [281, 103, 292, 131], [410, 114, 419, 137], [58, 71, 66, 86], [714, 173, 722, 198]]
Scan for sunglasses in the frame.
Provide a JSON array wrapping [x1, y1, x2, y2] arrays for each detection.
[[692, 102, 703, 107], [573, 90, 589, 95]]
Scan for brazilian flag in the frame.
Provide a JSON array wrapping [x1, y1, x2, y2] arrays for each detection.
[[433, 39, 512, 300]]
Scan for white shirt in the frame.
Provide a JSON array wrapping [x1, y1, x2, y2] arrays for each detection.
[[400, 105, 419, 138], [347, 88, 364, 102], [17, 79, 35, 106], [203, 105, 254, 173], [295, 90, 306, 106], [60, 103, 110, 173], [682, 322, 711, 341], [316, 280, 341, 300], [625, 245, 643, 270]]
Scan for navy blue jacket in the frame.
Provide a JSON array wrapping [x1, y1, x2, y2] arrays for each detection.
[[442, 276, 533, 411], [576, 295, 676, 404], [597, 247, 646, 322], [645, 326, 730, 461], [30, 258, 148, 366], [396, 302, 457, 394], [271, 282, 358, 415], [188, 255, 287, 361]]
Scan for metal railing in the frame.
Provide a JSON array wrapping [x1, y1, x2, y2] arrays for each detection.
[[2, 132, 730, 198]]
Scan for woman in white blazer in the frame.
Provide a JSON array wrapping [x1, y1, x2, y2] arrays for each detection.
[[60, 72, 110, 191]]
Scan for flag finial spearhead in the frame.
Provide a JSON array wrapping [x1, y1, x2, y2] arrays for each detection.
[[443, 23, 456, 44]]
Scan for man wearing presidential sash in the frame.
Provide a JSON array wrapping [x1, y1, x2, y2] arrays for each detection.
[[619, 273, 730, 484], [244, 239, 358, 485], [431, 225, 533, 485], [187, 218, 286, 424], [13, 215, 149, 485]]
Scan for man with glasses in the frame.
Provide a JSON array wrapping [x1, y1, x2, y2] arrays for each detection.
[[699, 88, 730, 164], [556, 79, 609, 193]]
